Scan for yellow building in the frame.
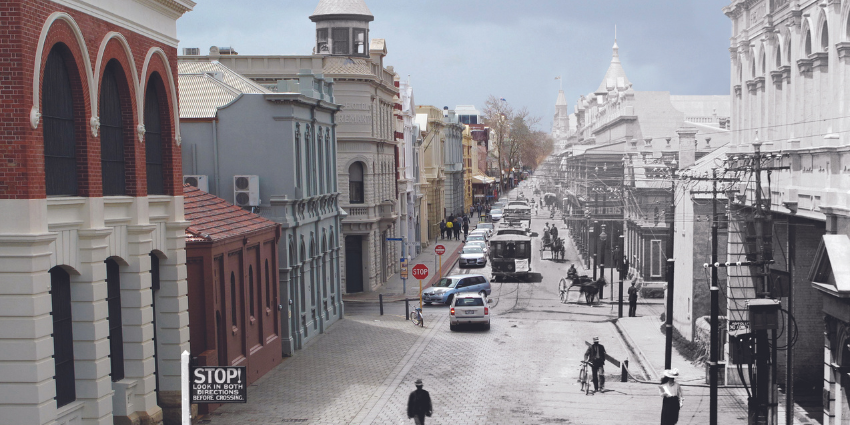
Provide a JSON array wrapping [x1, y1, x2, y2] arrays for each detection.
[[462, 125, 474, 215], [415, 105, 446, 244]]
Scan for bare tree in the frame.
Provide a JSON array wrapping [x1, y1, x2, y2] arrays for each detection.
[[482, 96, 552, 187], [481, 96, 514, 188]]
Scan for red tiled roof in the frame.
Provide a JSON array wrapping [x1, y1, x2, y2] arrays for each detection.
[[183, 184, 279, 242]]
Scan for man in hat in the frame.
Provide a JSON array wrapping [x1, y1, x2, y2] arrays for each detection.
[[584, 336, 607, 393], [407, 379, 432, 424]]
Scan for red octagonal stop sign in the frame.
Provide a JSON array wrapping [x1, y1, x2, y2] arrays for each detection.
[[435, 245, 446, 256], [411, 264, 429, 280]]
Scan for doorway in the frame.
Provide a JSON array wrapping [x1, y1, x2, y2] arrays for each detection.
[[345, 236, 363, 293]]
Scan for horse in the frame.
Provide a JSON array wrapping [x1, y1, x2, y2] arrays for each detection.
[[551, 237, 565, 260], [568, 276, 607, 305]]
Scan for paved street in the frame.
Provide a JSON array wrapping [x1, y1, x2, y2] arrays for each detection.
[[198, 183, 763, 425]]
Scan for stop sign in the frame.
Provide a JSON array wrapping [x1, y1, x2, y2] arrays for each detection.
[[411, 264, 429, 280], [435, 245, 446, 256]]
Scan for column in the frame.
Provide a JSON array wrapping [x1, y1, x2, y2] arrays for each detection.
[[0, 230, 57, 425], [156, 221, 191, 425]]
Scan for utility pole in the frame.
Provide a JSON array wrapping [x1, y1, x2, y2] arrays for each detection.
[[664, 171, 675, 370], [710, 169, 720, 425]]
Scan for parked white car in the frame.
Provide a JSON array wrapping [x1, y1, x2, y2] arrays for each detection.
[[475, 223, 494, 237], [450, 292, 490, 330], [459, 245, 487, 268]]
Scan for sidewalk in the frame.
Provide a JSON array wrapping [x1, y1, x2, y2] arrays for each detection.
[[615, 305, 821, 424], [343, 217, 480, 303]]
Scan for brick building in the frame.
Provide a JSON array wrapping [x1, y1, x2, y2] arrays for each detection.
[[183, 185, 281, 415], [0, 1, 195, 424]]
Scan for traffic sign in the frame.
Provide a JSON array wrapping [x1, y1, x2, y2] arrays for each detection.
[[435, 245, 446, 256], [411, 264, 429, 280]]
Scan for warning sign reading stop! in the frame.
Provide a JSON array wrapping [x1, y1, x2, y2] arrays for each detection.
[[411, 264, 429, 280], [435, 245, 446, 255]]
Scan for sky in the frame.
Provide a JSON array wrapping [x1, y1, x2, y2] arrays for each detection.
[[176, 0, 733, 131]]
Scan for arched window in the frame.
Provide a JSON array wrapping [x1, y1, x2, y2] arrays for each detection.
[[50, 267, 76, 407], [248, 265, 255, 317], [805, 29, 813, 56], [325, 128, 334, 192], [821, 22, 829, 51], [760, 51, 766, 75], [349, 162, 364, 204], [145, 76, 165, 195], [43, 46, 79, 196], [775, 44, 782, 68], [100, 61, 128, 196], [105, 259, 124, 381], [318, 127, 325, 194], [230, 272, 237, 327], [786, 39, 792, 64]]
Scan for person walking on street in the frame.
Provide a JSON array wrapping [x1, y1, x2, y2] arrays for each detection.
[[628, 281, 639, 317], [445, 219, 452, 240], [462, 221, 469, 241], [453, 218, 461, 240], [439, 220, 447, 240], [407, 379, 432, 424], [583, 336, 607, 393], [659, 369, 683, 425]]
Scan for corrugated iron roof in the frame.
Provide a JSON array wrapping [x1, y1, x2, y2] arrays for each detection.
[[177, 61, 271, 119], [183, 184, 279, 242], [177, 74, 239, 119]]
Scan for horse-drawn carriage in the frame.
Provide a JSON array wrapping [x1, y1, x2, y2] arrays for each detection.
[[539, 226, 565, 260], [558, 275, 607, 305]]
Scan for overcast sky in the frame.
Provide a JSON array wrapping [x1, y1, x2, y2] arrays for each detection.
[[177, 0, 733, 130]]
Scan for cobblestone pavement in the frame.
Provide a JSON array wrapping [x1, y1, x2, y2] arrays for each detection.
[[198, 185, 751, 424]]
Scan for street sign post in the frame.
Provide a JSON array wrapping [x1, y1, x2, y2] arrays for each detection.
[[412, 264, 429, 308], [435, 245, 445, 279], [400, 257, 408, 279], [387, 237, 409, 294]]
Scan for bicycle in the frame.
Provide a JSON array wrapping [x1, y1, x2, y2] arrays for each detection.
[[578, 361, 591, 395], [410, 305, 424, 327]]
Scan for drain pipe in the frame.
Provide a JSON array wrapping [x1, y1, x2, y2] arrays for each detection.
[[212, 119, 221, 195]]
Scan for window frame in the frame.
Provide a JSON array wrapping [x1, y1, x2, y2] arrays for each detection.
[[99, 61, 129, 196], [43, 46, 80, 196], [332, 27, 350, 55], [144, 77, 165, 195], [348, 162, 365, 204], [650, 239, 663, 277], [105, 259, 125, 382], [50, 267, 76, 407]]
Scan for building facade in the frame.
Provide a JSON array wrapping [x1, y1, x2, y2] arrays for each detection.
[[179, 0, 400, 293], [183, 185, 282, 415], [177, 61, 344, 354], [0, 1, 195, 424], [416, 106, 446, 243], [443, 109, 465, 218], [398, 79, 423, 257], [723, 0, 850, 419]]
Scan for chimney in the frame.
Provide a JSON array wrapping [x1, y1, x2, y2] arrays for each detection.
[[677, 126, 698, 169]]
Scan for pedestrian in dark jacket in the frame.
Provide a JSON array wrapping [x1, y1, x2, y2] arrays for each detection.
[[462, 221, 469, 240], [439, 220, 446, 240], [628, 281, 639, 317], [453, 218, 461, 240], [584, 336, 607, 392], [407, 379, 432, 424]]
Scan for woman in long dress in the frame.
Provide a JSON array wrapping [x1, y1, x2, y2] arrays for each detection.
[[659, 368, 683, 425]]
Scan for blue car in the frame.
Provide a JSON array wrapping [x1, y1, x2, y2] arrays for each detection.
[[422, 274, 492, 305]]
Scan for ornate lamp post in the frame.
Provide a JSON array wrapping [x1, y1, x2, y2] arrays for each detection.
[[599, 224, 607, 299]]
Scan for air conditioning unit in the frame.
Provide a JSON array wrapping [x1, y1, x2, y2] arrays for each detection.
[[182, 47, 200, 56], [234, 175, 260, 207], [183, 175, 209, 192]]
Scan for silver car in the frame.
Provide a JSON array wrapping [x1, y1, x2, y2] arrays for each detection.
[[421, 274, 492, 305], [488, 208, 503, 221], [475, 223, 494, 237], [460, 245, 487, 267], [450, 292, 490, 330], [465, 240, 489, 256]]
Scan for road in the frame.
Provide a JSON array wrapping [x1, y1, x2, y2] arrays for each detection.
[[198, 181, 749, 424]]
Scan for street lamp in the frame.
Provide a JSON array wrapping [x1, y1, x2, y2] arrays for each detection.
[[599, 224, 607, 299]]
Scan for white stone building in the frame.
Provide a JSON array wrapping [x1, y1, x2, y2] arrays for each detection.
[[179, 0, 401, 293], [398, 79, 423, 257]]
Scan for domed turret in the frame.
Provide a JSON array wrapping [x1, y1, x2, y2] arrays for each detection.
[[311, 0, 373, 56]]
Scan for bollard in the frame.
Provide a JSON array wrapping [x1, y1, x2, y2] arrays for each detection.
[[621, 359, 629, 382], [379, 294, 384, 316], [405, 299, 409, 320]]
